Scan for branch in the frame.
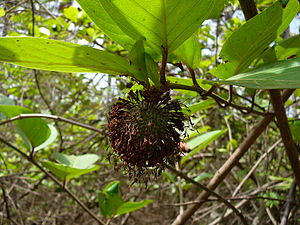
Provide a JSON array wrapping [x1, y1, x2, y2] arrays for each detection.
[[0, 113, 104, 134], [0, 137, 105, 225], [169, 83, 268, 116], [166, 165, 249, 225], [238, 0, 258, 20], [187, 67, 200, 88], [171, 89, 294, 225], [270, 90, 300, 189]]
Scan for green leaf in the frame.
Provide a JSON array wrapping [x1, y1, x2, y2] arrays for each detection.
[[99, 181, 124, 218], [207, 0, 229, 19], [0, 105, 51, 149], [167, 77, 212, 90], [210, 62, 235, 79], [173, 35, 202, 69], [220, 0, 299, 76], [78, 0, 217, 56], [289, 120, 300, 144], [0, 8, 5, 17], [34, 124, 58, 151], [145, 53, 160, 87], [266, 34, 300, 61], [116, 200, 153, 216], [183, 99, 216, 115], [0, 94, 14, 105], [180, 130, 226, 165], [222, 57, 300, 89], [63, 6, 79, 22], [53, 153, 100, 169], [129, 38, 148, 83], [42, 160, 99, 181], [42, 153, 100, 181], [98, 181, 153, 218], [76, 0, 136, 51], [0, 37, 135, 75]]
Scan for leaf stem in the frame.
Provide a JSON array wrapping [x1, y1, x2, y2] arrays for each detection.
[[160, 45, 168, 87]]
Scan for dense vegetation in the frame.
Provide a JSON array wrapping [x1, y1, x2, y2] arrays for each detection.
[[1, 0, 300, 224]]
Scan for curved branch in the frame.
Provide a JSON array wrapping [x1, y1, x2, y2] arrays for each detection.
[[0, 113, 104, 134]]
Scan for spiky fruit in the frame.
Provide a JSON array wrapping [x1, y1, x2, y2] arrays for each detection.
[[108, 87, 186, 182]]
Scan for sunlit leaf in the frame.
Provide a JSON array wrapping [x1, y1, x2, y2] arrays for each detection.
[[129, 38, 148, 83], [0, 8, 5, 17], [173, 35, 202, 69], [0, 37, 136, 75], [222, 57, 300, 89], [78, 0, 217, 56], [53, 153, 100, 169], [181, 130, 226, 165], [220, 0, 299, 76], [42, 161, 100, 181], [64, 6, 79, 22]]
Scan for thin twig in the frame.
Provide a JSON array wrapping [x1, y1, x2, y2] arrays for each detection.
[[232, 139, 281, 196], [0, 137, 106, 225], [29, 0, 35, 36], [166, 165, 249, 225], [280, 179, 297, 225], [0, 184, 18, 225], [0, 113, 104, 134]]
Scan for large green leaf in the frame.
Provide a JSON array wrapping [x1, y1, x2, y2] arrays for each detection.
[[180, 130, 226, 165], [0, 105, 51, 149], [173, 35, 202, 69], [220, 0, 299, 76], [42, 161, 100, 181], [42, 153, 100, 181], [78, 0, 216, 56], [222, 57, 300, 89], [0, 37, 135, 75], [76, 0, 136, 51]]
